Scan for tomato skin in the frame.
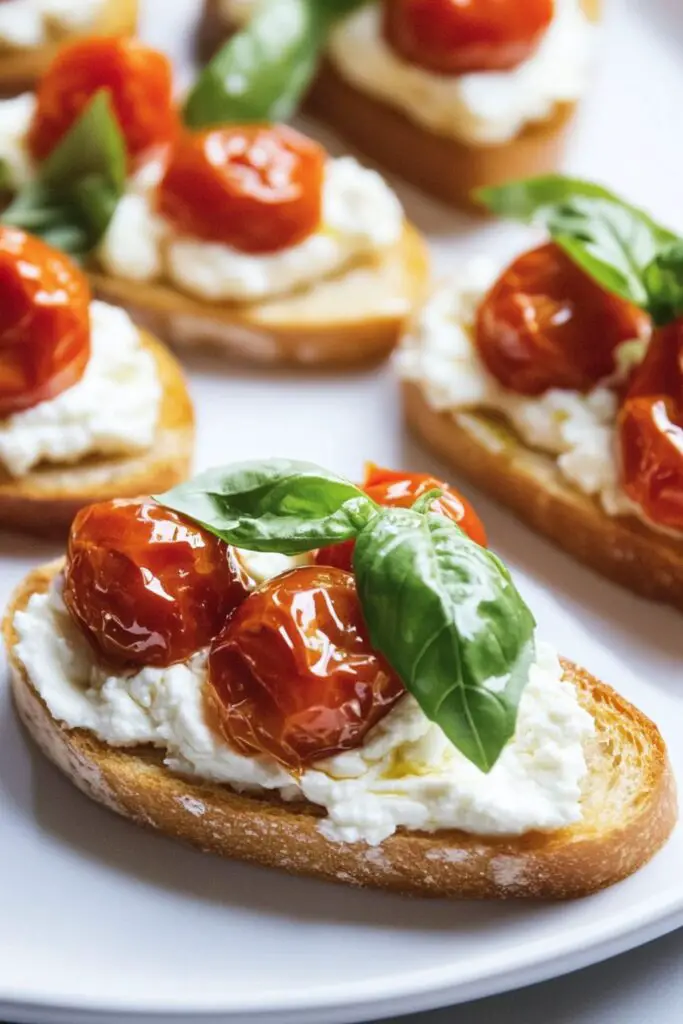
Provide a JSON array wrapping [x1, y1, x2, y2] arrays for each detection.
[[0, 227, 90, 418], [157, 125, 325, 254], [315, 464, 487, 572], [382, 0, 554, 75], [475, 243, 651, 397], [618, 320, 683, 531], [28, 37, 178, 163], [63, 500, 252, 668], [208, 566, 405, 769]]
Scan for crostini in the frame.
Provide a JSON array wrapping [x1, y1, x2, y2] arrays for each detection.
[[207, 0, 600, 208], [398, 175, 683, 609], [4, 460, 676, 898], [0, 224, 193, 537], [0, 0, 137, 97], [0, 35, 429, 367]]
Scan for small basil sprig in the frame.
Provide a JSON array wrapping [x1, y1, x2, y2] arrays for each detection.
[[184, 0, 369, 128], [157, 459, 536, 773], [2, 91, 125, 258], [476, 175, 683, 326], [156, 460, 378, 554]]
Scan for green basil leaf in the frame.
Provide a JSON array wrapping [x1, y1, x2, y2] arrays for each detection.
[[643, 240, 683, 327], [156, 459, 378, 554], [40, 90, 126, 194], [184, 0, 368, 128], [0, 158, 13, 192], [476, 175, 677, 310], [353, 508, 536, 773], [1, 90, 125, 257]]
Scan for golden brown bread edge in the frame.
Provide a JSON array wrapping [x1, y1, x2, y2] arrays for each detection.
[[88, 223, 430, 367], [5, 561, 677, 901], [200, 0, 600, 210], [403, 380, 683, 611], [0, 332, 193, 538], [0, 0, 139, 98]]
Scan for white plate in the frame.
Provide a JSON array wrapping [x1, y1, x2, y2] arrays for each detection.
[[1, 0, 682, 1022]]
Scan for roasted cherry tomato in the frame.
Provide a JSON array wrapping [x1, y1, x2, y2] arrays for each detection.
[[28, 37, 178, 162], [315, 464, 487, 572], [618, 320, 683, 531], [157, 124, 325, 253], [208, 566, 404, 769], [0, 227, 90, 419], [476, 243, 651, 396], [382, 0, 554, 75], [63, 500, 252, 668]]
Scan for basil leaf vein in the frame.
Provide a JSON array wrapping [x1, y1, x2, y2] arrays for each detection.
[[156, 458, 378, 554], [353, 508, 536, 773]]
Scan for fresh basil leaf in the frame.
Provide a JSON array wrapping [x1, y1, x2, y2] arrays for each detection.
[[0, 158, 13, 192], [476, 175, 677, 309], [643, 240, 683, 327], [156, 459, 378, 554], [40, 90, 126, 194], [353, 508, 536, 773], [1, 90, 125, 257], [184, 0, 368, 127]]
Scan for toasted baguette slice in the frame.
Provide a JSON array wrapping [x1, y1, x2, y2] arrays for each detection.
[[88, 223, 429, 367], [0, 0, 139, 98], [403, 381, 683, 611], [201, 0, 598, 211], [0, 332, 193, 538], [5, 561, 677, 901]]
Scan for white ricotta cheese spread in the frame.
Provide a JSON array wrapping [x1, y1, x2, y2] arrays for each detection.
[[220, 0, 595, 146], [0, 92, 35, 189], [396, 256, 650, 522], [0, 301, 161, 477], [99, 155, 404, 303], [0, 0, 105, 49], [15, 577, 594, 846]]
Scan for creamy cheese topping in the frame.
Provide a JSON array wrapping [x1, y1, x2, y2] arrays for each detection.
[[0, 301, 161, 477], [0, 0, 105, 49], [0, 92, 35, 189], [98, 155, 404, 303], [396, 257, 647, 522], [220, 0, 595, 146], [15, 577, 594, 846]]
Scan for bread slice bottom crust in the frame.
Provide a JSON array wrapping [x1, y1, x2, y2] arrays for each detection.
[[4, 561, 677, 900], [403, 381, 683, 612], [0, 332, 193, 538], [199, 0, 599, 211], [0, 0, 139, 97], [88, 223, 430, 368]]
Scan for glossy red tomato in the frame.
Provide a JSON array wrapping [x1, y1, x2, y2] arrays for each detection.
[[0, 227, 90, 418], [382, 0, 554, 75], [156, 125, 325, 253], [475, 243, 651, 396], [208, 566, 405, 769], [63, 500, 252, 668], [28, 37, 178, 162], [315, 464, 487, 572], [618, 320, 683, 530]]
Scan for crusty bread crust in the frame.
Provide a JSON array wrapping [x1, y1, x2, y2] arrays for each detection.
[[200, 0, 599, 210], [0, 332, 193, 538], [4, 561, 677, 900], [403, 381, 683, 611], [89, 223, 430, 367], [0, 0, 139, 97]]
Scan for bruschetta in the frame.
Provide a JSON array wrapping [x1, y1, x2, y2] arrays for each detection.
[[206, 0, 600, 209], [4, 459, 676, 897], [0, 224, 193, 536], [398, 175, 683, 609], [0, 35, 429, 367], [0, 0, 137, 97]]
